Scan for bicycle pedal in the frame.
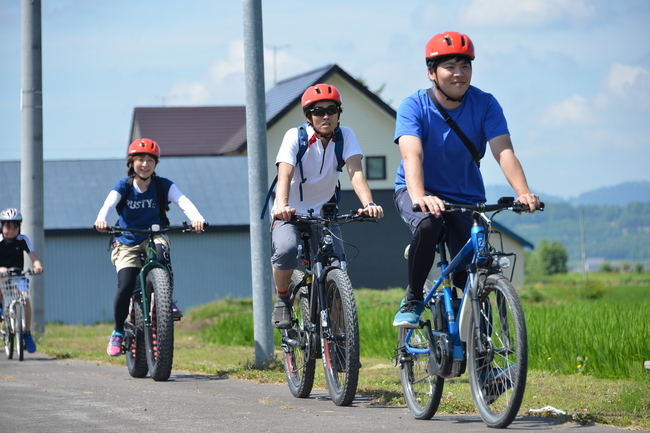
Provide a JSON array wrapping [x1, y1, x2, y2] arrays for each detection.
[[173, 316, 181, 322]]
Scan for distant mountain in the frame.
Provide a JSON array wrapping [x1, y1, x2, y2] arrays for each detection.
[[486, 181, 650, 207]]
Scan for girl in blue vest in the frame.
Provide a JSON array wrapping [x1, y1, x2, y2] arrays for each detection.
[[94, 139, 205, 356]]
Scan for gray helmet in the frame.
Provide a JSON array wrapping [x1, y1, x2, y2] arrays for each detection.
[[0, 208, 23, 222]]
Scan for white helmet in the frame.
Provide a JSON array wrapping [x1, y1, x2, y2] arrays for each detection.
[[0, 208, 23, 222]]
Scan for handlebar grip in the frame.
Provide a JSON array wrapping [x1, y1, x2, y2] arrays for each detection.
[[412, 204, 422, 212]]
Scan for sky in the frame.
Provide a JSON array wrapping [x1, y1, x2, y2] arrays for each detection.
[[1, 0, 649, 200]]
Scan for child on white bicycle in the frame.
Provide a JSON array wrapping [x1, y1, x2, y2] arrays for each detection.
[[0, 208, 44, 353]]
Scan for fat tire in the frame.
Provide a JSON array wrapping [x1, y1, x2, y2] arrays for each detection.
[[125, 296, 148, 378], [282, 270, 316, 398], [15, 303, 24, 361], [468, 274, 527, 428], [144, 268, 174, 381], [321, 269, 359, 406], [398, 325, 444, 419]]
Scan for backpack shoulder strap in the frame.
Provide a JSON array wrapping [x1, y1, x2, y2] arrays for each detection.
[[260, 124, 310, 220], [333, 126, 345, 172], [154, 175, 170, 227], [115, 177, 134, 216]]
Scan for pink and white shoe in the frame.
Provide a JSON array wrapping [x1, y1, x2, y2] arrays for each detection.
[[106, 331, 124, 356]]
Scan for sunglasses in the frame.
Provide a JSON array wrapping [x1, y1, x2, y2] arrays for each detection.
[[308, 105, 340, 117]]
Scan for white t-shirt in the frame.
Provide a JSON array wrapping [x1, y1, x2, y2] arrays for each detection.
[[274, 125, 363, 215]]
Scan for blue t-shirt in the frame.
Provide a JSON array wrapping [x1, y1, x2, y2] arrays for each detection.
[[113, 177, 173, 245], [394, 86, 509, 204]]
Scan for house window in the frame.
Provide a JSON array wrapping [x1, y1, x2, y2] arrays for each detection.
[[366, 156, 386, 180]]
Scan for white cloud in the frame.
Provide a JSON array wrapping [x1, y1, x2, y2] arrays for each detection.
[[168, 40, 246, 106], [538, 94, 598, 128], [460, 0, 607, 28], [604, 63, 650, 108]]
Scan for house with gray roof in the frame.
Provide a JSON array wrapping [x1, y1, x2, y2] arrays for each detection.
[[1, 64, 534, 325]]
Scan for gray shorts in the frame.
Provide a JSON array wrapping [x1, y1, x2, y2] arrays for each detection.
[[271, 220, 344, 270]]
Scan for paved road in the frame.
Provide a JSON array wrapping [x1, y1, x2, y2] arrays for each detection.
[[1, 352, 625, 433]]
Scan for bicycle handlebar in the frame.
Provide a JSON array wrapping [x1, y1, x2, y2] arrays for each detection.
[[282, 211, 378, 226], [0, 268, 36, 278], [106, 221, 209, 236], [412, 197, 545, 214]]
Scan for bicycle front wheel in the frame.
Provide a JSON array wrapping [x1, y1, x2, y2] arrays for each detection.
[[321, 269, 359, 406], [144, 268, 174, 381], [3, 310, 14, 359], [468, 274, 527, 428], [398, 326, 444, 419], [282, 270, 316, 398], [15, 303, 24, 361], [125, 296, 148, 378]]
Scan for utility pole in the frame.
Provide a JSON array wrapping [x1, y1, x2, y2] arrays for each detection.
[[21, 0, 45, 334], [266, 44, 289, 84], [243, 0, 273, 366]]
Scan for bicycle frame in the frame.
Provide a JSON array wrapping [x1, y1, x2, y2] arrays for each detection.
[[402, 203, 520, 371]]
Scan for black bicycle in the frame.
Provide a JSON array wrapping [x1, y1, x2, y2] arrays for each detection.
[[280, 203, 376, 406], [107, 222, 201, 381]]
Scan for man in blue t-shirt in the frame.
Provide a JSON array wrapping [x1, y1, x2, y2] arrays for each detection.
[[393, 31, 542, 327]]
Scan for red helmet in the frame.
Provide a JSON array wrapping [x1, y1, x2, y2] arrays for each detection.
[[128, 138, 160, 158], [425, 31, 475, 62], [301, 84, 342, 111]]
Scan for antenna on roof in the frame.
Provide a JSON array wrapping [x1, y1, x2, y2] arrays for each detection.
[[265, 44, 290, 84]]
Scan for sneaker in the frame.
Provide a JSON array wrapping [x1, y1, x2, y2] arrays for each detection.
[[483, 366, 515, 404], [172, 302, 183, 321], [393, 299, 425, 328], [24, 332, 37, 353], [272, 299, 292, 329], [106, 331, 124, 356]]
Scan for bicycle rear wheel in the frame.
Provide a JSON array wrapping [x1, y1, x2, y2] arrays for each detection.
[[398, 326, 444, 419], [144, 268, 174, 381], [321, 269, 359, 406], [3, 311, 14, 359], [282, 270, 316, 398], [125, 296, 148, 378], [15, 303, 24, 361], [468, 274, 527, 428]]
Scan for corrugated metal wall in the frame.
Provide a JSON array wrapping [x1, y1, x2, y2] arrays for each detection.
[[42, 230, 252, 325]]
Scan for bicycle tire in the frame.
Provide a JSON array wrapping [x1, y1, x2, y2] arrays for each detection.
[[3, 312, 14, 359], [282, 270, 316, 398], [321, 269, 359, 406], [15, 303, 24, 361], [398, 325, 444, 419], [125, 296, 148, 378], [468, 274, 527, 428], [144, 268, 174, 381]]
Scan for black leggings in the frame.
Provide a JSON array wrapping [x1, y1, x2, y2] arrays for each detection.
[[113, 243, 173, 332], [406, 213, 473, 303]]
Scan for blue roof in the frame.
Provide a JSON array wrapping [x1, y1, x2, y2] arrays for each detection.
[[0, 156, 249, 230]]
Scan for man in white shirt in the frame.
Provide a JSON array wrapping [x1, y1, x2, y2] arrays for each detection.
[[270, 83, 383, 328]]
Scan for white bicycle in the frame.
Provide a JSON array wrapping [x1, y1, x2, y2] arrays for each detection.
[[1, 268, 32, 361]]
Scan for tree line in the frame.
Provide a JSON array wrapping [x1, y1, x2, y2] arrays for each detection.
[[493, 201, 650, 266]]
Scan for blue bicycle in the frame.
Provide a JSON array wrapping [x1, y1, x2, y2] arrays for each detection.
[[394, 197, 543, 428]]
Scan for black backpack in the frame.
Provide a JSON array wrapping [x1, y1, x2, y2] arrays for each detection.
[[260, 123, 345, 219]]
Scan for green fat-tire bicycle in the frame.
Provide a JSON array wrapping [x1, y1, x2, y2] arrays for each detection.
[[108, 222, 201, 382]]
